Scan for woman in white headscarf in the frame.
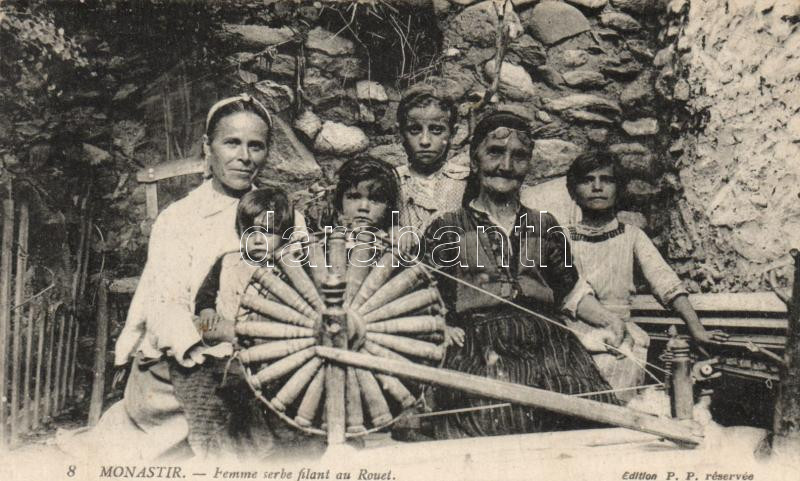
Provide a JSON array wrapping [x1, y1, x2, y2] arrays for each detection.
[[60, 95, 305, 460]]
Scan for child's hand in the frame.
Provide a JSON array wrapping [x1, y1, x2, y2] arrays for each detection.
[[604, 317, 625, 348], [444, 326, 465, 348], [195, 308, 219, 334], [195, 309, 235, 344]]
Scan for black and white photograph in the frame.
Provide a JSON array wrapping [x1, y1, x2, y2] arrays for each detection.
[[0, 0, 798, 479]]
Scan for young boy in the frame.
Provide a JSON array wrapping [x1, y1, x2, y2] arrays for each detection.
[[395, 83, 468, 233], [565, 150, 728, 401]]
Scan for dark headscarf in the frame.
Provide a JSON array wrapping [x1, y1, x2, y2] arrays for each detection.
[[463, 111, 534, 206]]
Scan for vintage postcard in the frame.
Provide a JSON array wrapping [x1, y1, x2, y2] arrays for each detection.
[[0, 0, 798, 480]]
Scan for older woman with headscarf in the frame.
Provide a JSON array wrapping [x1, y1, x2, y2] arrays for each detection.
[[59, 95, 308, 460], [424, 111, 626, 439]]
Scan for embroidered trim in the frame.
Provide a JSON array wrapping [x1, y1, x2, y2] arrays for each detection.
[[569, 223, 626, 243]]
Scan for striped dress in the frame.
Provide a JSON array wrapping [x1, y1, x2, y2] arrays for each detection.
[[425, 204, 619, 439]]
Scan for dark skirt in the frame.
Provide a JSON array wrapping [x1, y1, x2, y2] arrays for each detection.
[[434, 307, 620, 439]]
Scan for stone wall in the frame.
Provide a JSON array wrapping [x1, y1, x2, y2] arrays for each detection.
[[662, 0, 800, 292]]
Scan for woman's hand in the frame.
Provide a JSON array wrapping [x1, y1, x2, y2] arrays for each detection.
[[444, 326, 465, 348]]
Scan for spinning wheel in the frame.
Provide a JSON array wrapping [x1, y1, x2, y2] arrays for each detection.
[[234, 231, 447, 441]]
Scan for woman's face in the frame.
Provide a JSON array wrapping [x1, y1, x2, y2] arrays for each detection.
[[340, 180, 389, 230], [473, 128, 532, 198], [205, 111, 270, 192], [401, 103, 452, 172], [572, 165, 618, 212]]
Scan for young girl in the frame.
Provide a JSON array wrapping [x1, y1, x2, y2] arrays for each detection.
[[565, 150, 728, 401], [176, 186, 323, 460]]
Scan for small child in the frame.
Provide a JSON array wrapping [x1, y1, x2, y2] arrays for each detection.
[[193, 186, 295, 340], [174, 187, 304, 460], [564, 150, 728, 401]]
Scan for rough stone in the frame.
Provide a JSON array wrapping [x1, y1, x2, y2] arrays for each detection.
[[530, 139, 583, 178], [610, 143, 655, 176], [622, 118, 659, 136], [600, 12, 641, 32], [293, 110, 322, 142], [356, 81, 388, 102], [566, 0, 607, 8], [306, 27, 355, 56], [653, 47, 674, 67], [563, 70, 608, 89], [254, 80, 294, 112], [626, 179, 660, 198], [509, 34, 547, 68], [83, 143, 111, 165], [626, 40, 654, 61], [485, 60, 536, 101], [263, 116, 321, 181], [563, 49, 588, 68], [358, 104, 375, 123], [368, 143, 407, 167], [587, 128, 608, 143], [610, 0, 655, 14], [543, 94, 621, 114], [534, 65, 565, 89], [225, 24, 294, 46], [620, 74, 654, 108], [673, 79, 691, 101], [445, 0, 523, 48], [268, 53, 296, 78], [600, 62, 642, 80], [563, 110, 614, 124], [617, 210, 648, 229], [314, 121, 369, 155], [788, 116, 800, 142], [536, 111, 553, 123], [304, 69, 345, 106], [521, 1, 591, 46], [307, 52, 363, 78]]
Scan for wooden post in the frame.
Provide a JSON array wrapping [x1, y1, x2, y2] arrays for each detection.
[[315, 346, 703, 446], [52, 303, 66, 415], [43, 303, 59, 421], [10, 200, 29, 441], [33, 304, 47, 429], [59, 313, 74, 410], [88, 279, 109, 426], [323, 233, 347, 445], [23, 304, 35, 432], [68, 320, 79, 398], [772, 248, 800, 455], [667, 336, 694, 421], [0, 194, 14, 446]]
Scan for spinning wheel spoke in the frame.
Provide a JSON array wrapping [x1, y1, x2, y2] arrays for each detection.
[[362, 287, 442, 323], [237, 232, 446, 439], [366, 315, 447, 334]]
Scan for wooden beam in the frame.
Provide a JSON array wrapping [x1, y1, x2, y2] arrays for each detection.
[[135, 158, 205, 184], [315, 346, 703, 446], [0, 194, 14, 446], [88, 279, 110, 426], [634, 316, 787, 330], [109, 276, 140, 294], [632, 292, 786, 314]]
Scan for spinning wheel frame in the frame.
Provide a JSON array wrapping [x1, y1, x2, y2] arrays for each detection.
[[235, 231, 447, 441]]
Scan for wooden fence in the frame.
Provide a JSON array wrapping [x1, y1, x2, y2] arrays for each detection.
[[0, 196, 82, 449]]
